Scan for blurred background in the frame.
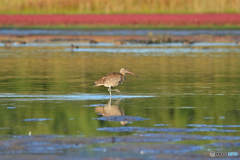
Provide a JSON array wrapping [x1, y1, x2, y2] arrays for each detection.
[[1, 0, 240, 14]]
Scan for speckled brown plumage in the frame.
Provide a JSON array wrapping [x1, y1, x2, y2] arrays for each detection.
[[94, 72, 124, 88]]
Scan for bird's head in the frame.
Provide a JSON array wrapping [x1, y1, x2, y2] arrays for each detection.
[[120, 68, 138, 78]]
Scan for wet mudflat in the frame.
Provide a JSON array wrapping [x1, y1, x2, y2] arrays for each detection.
[[0, 30, 240, 159]]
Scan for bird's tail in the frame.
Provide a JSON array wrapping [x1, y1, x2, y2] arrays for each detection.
[[93, 78, 104, 87], [93, 82, 103, 87]]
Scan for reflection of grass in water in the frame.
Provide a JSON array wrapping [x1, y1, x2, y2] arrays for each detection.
[[175, 139, 240, 146], [169, 139, 240, 154], [0, 46, 240, 136], [0, 96, 239, 137], [174, 139, 221, 154]]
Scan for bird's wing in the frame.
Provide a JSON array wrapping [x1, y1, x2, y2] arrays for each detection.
[[103, 73, 124, 86], [94, 76, 107, 86], [94, 72, 123, 87]]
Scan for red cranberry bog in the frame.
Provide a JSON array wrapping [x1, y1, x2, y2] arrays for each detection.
[[0, 14, 240, 28]]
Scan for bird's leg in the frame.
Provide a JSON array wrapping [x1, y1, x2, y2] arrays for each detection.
[[108, 87, 121, 96], [108, 87, 112, 97], [112, 89, 121, 94]]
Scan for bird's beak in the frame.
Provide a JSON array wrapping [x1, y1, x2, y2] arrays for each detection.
[[127, 70, 138, 79]]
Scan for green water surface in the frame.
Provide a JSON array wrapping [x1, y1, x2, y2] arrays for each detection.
[[0, 42, 239, 137]]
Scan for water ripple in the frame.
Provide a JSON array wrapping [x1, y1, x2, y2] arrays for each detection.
[[0, 93, 154, 101], [97, 126, 239, 133]]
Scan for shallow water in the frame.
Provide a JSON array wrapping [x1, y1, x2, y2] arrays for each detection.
[[0, 40, 240, 137], [0, 36, 240, 159]]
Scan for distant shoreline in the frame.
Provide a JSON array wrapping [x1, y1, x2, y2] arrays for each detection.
[[0, 34, 239, 44]]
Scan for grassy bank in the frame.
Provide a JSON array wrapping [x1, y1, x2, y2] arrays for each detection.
[[1, 0, 240, 14]]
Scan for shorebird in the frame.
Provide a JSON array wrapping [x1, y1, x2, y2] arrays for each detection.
[[182, 40, 194, 46], [89, 39, 98, 44], [13, 41, 26, 45], [114, 40, 126, 46], [4, 41, 12, 48], [71, 44, 79, 49], [3, 40, 26, 48], [94, 68, 138, 97]]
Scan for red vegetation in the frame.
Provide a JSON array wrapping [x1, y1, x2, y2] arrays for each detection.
[[0, 14, 240, 26]]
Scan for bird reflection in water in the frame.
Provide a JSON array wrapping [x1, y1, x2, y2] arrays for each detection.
[[95, 98, 128, 125]]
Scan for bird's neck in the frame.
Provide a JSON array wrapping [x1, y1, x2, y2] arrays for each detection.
[[120, 70, 126, 76]]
